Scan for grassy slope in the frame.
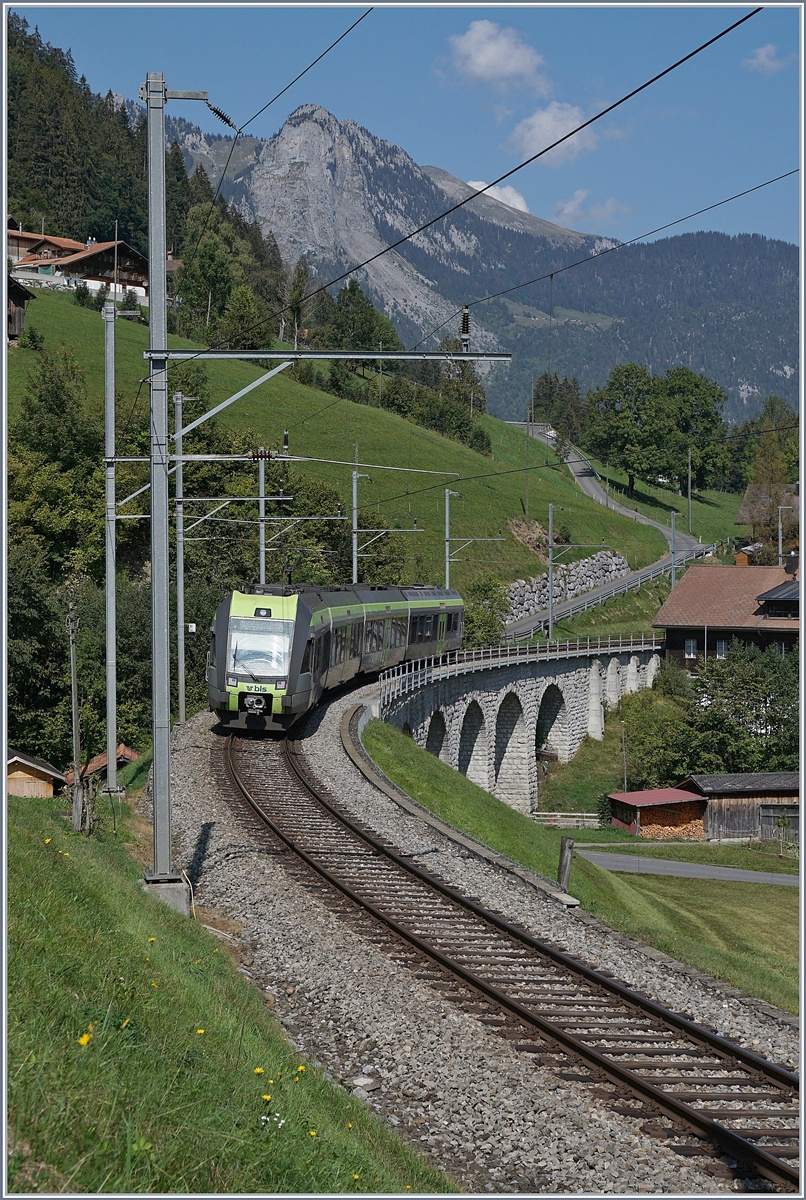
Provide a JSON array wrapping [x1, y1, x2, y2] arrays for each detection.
[[362, 721, 798, 1012], [7, 794, 454, 1195], [586, 454, 748, 545], [8, 290, 666, 591]]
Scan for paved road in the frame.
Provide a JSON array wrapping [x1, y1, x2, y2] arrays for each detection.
[[504, 427, 713, 639], [576, 848, 800, 887]]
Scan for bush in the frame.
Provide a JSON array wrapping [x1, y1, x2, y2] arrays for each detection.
[[17, 324, 44, 350], [73, 281, 91, 307]]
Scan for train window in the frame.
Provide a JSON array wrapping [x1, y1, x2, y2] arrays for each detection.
[[423, 614, 434, 641], [364, 619, 384, 655], [331, 627, 347, 666], [391, 617, 407, 648], [350, 622, 361, 657], [300, 639, 312, 674], [409, 614, 419, 643]]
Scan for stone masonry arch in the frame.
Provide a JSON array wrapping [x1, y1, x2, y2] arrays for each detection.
[[536, 683, 571, 763], [426, 710, 447, 760], [494, 692, 529, 812], [458, 700, 488, 789]]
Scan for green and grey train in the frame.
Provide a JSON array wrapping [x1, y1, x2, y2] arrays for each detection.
[[207, 583, 464, 733]]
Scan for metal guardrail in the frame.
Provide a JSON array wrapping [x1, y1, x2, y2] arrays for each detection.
[[379, 633, 664, 710], [503, 543, 717, 642]]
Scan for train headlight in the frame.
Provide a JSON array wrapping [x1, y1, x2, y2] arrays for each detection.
[[243, 695, 266, 711]]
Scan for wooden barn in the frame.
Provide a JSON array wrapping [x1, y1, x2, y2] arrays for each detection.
[[7, 275, 35, 339], [7, 748, 66, 798], [608, 788, 706, 840], [679, 773, 799, 841], [609, 772, 799, 841]]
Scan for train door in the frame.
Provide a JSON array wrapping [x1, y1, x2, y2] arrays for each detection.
[[437, 612, 447, 655], [380, 618, 392, 669]]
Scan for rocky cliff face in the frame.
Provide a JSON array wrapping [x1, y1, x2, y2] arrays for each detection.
[[242, 105, 598, 347]]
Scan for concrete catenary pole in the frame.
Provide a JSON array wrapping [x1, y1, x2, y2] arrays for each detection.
[[68, 604, 83, 832], [174, 392, 186, 724], [352, 469, 360, 585], [143, 72, 172, 877], [102, 302, 118, 793], [548, 503, 554, 641], [445, 489, 452, 589], [258, 448, 266, 586]]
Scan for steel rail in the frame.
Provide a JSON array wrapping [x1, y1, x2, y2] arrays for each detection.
[[225, 734, 798, 1189]]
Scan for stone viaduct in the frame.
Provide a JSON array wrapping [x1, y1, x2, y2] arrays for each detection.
[[378, 639, 662, 815]]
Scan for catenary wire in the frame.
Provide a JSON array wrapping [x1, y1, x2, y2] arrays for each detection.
[[147, 6, 762, 377], [410, 168, 799, 349]]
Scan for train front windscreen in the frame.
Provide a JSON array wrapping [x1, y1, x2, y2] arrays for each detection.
[[227, 617, 294, 677]]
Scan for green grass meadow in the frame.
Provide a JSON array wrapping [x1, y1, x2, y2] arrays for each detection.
[[362, 720, 799, 1013], [586, 454, 748, 546], [586, 840, 800, 874], [7, 794, 454, 1194], [8, 289, 667, 591]]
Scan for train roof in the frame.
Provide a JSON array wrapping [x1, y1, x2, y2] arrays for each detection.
[[236, 583, 463, 605]]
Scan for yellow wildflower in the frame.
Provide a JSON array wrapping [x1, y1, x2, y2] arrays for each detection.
[[297, 1064, 305, 1072], [262, 1094, 272, 1102], [63, 852, 70, 857], [353, 1174, 360, 1180], [309, 1130, 316, 1137], [254, 1067, 264, 1075], [77, 1032, 92, 1047], [196, 1029, 205, 1035], [348, 1123, 353, 1129], [120, 1018, 130, 1029], [148, 937, 156, 943], [45, 838, 51, 844], [151, 982, 157, 988]]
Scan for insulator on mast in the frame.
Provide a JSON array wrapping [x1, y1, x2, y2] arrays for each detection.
[[460, 305, 470, 354]]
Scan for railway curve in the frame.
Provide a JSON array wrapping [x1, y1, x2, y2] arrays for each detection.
[[217, 721, 798, 1191]]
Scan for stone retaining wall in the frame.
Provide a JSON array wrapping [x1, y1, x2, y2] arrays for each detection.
[[507, 550, 630, 621]]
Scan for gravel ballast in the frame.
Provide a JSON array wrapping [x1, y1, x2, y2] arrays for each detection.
[[161, 695, 797, 1194]]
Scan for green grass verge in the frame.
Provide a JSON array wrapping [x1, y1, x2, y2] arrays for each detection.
[[583, 840, 800, 874], [544, 577, 671, 642], [537, 712, 626, 814], [585, 454, 749, 545], [8, 290, 666, 591], [361, 721, 798, 1012], [7, 795, 454, 1194]]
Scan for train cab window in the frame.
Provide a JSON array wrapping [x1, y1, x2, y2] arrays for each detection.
[[209, 634, 217, 667], [300, 639, 312, 674]]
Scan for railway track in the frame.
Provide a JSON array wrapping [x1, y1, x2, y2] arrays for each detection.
[[214, 728, 799, 1191]]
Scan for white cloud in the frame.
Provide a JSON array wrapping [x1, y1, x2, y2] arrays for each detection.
[[742, 44, 788, 74], [589, 198, 629, 223], [552, 189, 589, 221], [551, 189, 628, 229], [468, 180, 530, 213], [449, 20, 550, 93], [509, 101, 597, 166]]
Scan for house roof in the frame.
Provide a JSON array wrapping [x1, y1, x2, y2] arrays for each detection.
[[64, 744, 140, 785], [7, 747, 66, 782], [8, 275, 36, 301], [16, 233, 87, 254], [678, 773, 799, 796], [607, 788, 703, 808], [757, 580, 799, 602], [652, 565, 798, 632]]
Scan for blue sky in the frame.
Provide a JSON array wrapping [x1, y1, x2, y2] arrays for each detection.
[[13, 4, 802, 245]]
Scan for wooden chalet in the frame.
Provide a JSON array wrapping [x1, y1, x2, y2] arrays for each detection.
[[15, 238, 149, 296], [7, 275, 35, 339], [652, 564, 799, 667], [7, 748, 66, 798]]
